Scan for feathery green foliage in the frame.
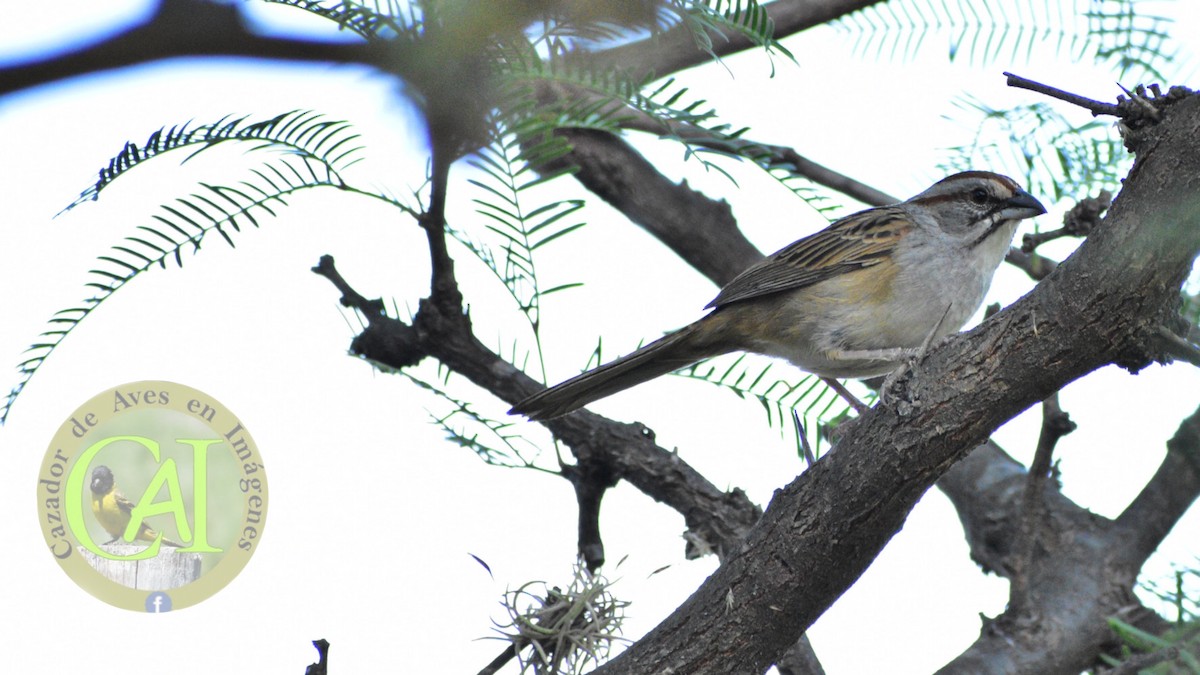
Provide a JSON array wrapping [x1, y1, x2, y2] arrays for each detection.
[[834, 0, 1178, 78], [263, 0, 414, 41], [1087, 0, 1177, 82], [941, 97, 1126, 202], [1102, 561, 1200, 671], [457, 122, 585, 340], [6, 0, 808, 429], [1103, 615, 1200, 672], [677, 0, 793, 63], [3, 111, 388, 423], [677, 354, 853, 461], [61, 109, 364, 214], [400, 368, 551, 470], [928, 1, 1187, 206]]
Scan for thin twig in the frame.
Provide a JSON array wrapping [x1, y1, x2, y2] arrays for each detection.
[[1022, 190, 1112, 253], [477, 643, 522, 675], [1005, 248, 1059, 281], [534, 80, 899, 207], [1156, 326, 1200, 368], [1003, 72, 1121, 117], [311, 255, 386, 317], [423, 131, 460, 304]]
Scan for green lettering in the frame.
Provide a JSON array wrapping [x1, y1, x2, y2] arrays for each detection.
[[65, 435, 162, 561], [175, 438, 221, 553]]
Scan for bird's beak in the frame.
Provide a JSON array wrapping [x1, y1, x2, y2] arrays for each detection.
[[1001, 189, 1047, 220]]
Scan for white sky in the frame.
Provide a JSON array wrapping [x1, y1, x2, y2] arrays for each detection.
[[2, 2, 1198, 674]]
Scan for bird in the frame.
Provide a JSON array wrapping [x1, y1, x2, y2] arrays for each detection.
[[509, 171, 1046, 420], [89, 465, 186, 548]]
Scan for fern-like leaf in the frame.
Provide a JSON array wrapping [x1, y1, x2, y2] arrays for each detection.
[[834, 0, 1178, 78], [942, 96, 1126, 203], [674, 0, 795, 62], [400, 369, 548, 469], [678, 355, 855, 459], [60, 110, 363, 214], [458, 120, 585, 354], [262, 0, 416, 41], [3, 148, 408, 423]]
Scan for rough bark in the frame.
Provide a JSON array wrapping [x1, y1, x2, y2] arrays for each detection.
[[5, 3, 1198, 674], [587, 91, 1200, 674]]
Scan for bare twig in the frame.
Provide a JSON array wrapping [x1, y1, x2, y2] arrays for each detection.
[[422, 128, 461, 305], [1022, 191, 1112, 253], [1156, 326, 1200, 368], [0, 0, 401, 97], [310, 258, 764, 566], [1114, 403, 1200, 564], [1005, 248, 1059, 281], [311, 255, 386, 318], [587, 0, 888, 83], [1003, 72, 1121, 117]]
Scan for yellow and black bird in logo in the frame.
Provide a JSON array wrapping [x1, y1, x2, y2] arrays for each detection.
[[89, 465, 185, 548]]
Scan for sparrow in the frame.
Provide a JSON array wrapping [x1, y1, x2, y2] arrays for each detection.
[[510, 171, 1046, 420]]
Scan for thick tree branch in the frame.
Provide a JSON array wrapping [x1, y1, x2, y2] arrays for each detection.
[[0, 0, 403, 97], [589, 0, 886, 81], [1114, 402, 1200, 565], [551, 129, 763, 283], [312, 256, 763, 561], [938, 441, 1058, 576], [586, 91, 1200, 675], [937, 403, 1200, 674], [1008, 394, 1075, 613]]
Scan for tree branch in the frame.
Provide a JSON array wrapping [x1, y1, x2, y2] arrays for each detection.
[[1009, 394, 1074, 613], [311, 257, 764, 563], [588, 0, 887, 81], [550, 129, 763, 284], [590, 90, 1200, 675], [563, 458, 619, 572], [1003, 72, 1122, 117], [1113, 402, 1200, 565], [0, 0, 402, 97]]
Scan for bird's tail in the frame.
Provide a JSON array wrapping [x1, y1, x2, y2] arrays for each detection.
[[510, 317, 731, 420], [141, 526, 186, 549]]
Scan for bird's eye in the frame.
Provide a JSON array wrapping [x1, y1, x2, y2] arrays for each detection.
[[970, 187, 989, 205]]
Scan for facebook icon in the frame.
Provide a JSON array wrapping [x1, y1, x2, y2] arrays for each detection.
[[145, 592, 173, 613]]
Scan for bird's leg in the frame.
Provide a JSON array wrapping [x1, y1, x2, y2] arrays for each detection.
[[820, 377, 871, 415], [880, 303, 956, 405]]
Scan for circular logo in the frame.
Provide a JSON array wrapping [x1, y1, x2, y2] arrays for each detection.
[[36, 381, 267, 611]]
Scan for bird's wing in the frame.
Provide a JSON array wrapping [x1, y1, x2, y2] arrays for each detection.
[[706, 205, 912, 309], [114, 491, 137, 516]]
